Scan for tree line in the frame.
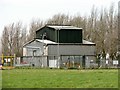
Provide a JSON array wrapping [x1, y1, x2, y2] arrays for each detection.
[[1, 4, 118, 60]]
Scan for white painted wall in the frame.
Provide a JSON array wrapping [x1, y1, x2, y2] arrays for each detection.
[[23, 40, 44, 56]]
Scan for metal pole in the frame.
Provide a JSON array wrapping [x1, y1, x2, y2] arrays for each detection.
[[42, 34, 44, 68], [118, 1, 120, 68], [2, 54, 3, 66], [42, 33, 46, 68], [118, 2, 120, 89], [14, 54, 16, 67], [57, 29, 60, 68]]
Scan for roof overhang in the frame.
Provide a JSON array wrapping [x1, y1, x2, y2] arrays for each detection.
[[36, 24, 83, 32], [23, 39, 95, 47]]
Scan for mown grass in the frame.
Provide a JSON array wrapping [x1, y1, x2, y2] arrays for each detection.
[[2, 69, 118, 88]]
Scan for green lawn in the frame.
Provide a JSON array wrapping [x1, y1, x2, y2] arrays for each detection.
[[2, 69, 118, 88]]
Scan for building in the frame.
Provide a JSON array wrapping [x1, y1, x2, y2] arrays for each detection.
[[23, 25, 96, 68]]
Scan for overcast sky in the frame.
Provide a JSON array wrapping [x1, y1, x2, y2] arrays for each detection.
[[0, 0, 119, 37]]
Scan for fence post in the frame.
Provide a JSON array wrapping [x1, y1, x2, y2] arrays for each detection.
[[14, 54, 16, 67], [2, 54, 3, 65]]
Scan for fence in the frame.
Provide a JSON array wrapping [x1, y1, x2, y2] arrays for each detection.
[[16, 55, 96, 69], [99, 59, 119, 68], [17, 56, 58, 68], [0, 54, 16, 66], [20, 56, 48, 67], [15, 55, 119, 69], [0, 54, 118, 69]]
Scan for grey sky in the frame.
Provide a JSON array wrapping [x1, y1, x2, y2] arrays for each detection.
[[0, 0, 119, 37]]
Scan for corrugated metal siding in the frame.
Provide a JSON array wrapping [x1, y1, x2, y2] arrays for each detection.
[[48, 45, 95, 56], [36, 26, 83, 43], [36, 27, 56, 42], [59, 29, 82, 43]]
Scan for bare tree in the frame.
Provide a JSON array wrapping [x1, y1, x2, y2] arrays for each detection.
[[1, 26, 9, 55], [28, 19, 44, 41], [47, 13, 70, 25], [1, 22, 27, 56], [104, 3, 118, 60]]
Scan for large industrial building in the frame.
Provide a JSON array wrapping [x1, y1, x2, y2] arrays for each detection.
[[23, 25, 96, 68]]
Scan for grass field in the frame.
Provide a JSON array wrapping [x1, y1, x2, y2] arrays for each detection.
[[2, 69, 118, 88]]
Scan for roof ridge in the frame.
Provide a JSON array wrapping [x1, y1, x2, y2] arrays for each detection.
[[46, 24, 71, 26]]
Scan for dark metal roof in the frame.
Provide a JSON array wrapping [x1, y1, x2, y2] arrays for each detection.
[[47, 25, 82, 30], [36, 24, 82, 32]]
